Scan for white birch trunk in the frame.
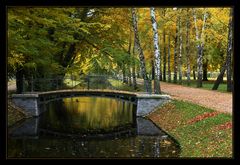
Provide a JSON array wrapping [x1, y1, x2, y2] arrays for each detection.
[[150, 7, 161, 94], [193, 8, 207, 87], [132, 39, 137, 90], [186, 9, 191, 86], [131, 8, 150, 92]]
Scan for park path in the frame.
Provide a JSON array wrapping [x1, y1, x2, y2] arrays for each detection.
[[160, 82, 232, 114]]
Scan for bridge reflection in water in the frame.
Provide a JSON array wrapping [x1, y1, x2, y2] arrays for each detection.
[[8, 96, 180, 158]]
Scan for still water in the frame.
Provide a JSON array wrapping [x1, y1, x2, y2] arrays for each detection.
[[8, 96, 180, 158]]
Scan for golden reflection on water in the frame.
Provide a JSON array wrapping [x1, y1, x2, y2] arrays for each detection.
[[43, 97, 135, 132]]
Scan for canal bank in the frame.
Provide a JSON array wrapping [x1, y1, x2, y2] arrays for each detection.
[[148, 100, 232, 157]]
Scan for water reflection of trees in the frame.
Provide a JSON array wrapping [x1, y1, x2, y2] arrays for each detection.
[[40, 97, 136, 134]]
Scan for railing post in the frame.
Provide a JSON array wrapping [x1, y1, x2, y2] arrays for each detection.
[[31, 75, 33, 92], [22, 75, 25, 93], [71, 72, 73, 89], [87, 75, 90, 90], [56, 77, 58, 90]]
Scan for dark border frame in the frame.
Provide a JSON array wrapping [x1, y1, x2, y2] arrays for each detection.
[[1, 0, 239, 160]]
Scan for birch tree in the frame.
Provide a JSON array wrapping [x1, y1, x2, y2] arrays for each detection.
[[193, 8, 207, 87], [150, 7, 161, 94], [132, 8, 150, 92], [132, 38, 137, 90], [128, 29, 132, 86], [186, 9, 191, 86]]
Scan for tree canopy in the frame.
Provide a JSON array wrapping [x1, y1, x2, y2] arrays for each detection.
[[7, 7, 233, 93]]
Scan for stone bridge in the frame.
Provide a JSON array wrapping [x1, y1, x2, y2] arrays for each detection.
[[12, 89, 171, 117]]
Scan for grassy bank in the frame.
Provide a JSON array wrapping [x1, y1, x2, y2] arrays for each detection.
[[8, 100, 29, 127], [148, 100, 232, 158]]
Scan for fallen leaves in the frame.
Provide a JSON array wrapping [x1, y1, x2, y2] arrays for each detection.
[[187, 112, 220, 125], [214, 122, 232, 131]]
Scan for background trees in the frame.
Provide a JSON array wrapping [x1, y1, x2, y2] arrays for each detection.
[[8, 7, 233, 93]]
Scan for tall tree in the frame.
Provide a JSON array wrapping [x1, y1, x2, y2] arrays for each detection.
[[178, 13, 183, 84], [132, 8, 150, 92], [212, 61, 226, 90], [212, 8, 233, 91], [132, 38, 138, 90], [173, 14, 179, 84], [162, 9, 167, 82], [186, 9, 191, 86], [167, 34, 171, 82], [150, 7, 161, 94], [193, 8, 207, 87], [202, 58, 209, 81], [226, 8, 233, 92], [128, 29, 132, 86]]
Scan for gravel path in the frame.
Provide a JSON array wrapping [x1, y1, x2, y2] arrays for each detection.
[[160, 82, 232, 114]]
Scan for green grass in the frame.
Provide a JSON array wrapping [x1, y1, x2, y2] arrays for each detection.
[[64, 78, 81, 88], [148, 100, 232, 158], [73, 77, 145, 92], [169, 79, 228, 93], [108, 79, 144, 92]]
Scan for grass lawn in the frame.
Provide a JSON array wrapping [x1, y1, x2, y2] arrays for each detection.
[[179, 80, 228, 93], [108, 78, 144, 92], [64, 78, 82, 88], [148, 100, 232, 158]]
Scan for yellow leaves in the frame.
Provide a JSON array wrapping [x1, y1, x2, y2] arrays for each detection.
[[160, 139, 172, 145], [8, 52, 25, 70]]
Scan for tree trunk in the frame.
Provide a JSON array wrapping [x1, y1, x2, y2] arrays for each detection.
[[203, 59, 208, 81], [226, 8, 233, 92], [122, 64, 127, 83], [132, 8, 150, 92], [167, 34, 171, 82], [163, 22, 166, 81], [173, 16, 179, 84], [178, 15, 183, 84], [160, 64, 162, 81], [132, 40, 137, 90], [193, 8, 207, 88], [128, 68, 132, 86], [212, 62, 226, 90], [152, 60, 155, 80], [128, 30, 132, 86], [162, 9, 166, 82], [150, 7, 161, 94], [186, 10, 191, 86], [193, 65, 196, 80], [16, 67, 24, 94]]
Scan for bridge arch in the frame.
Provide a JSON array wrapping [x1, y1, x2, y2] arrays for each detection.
[[12, 89, 171, 117]]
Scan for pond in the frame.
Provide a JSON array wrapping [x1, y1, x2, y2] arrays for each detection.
[[8, 96, 180, 158]]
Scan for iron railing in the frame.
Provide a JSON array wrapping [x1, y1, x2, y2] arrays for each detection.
[[21, 74, 152, 93]]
